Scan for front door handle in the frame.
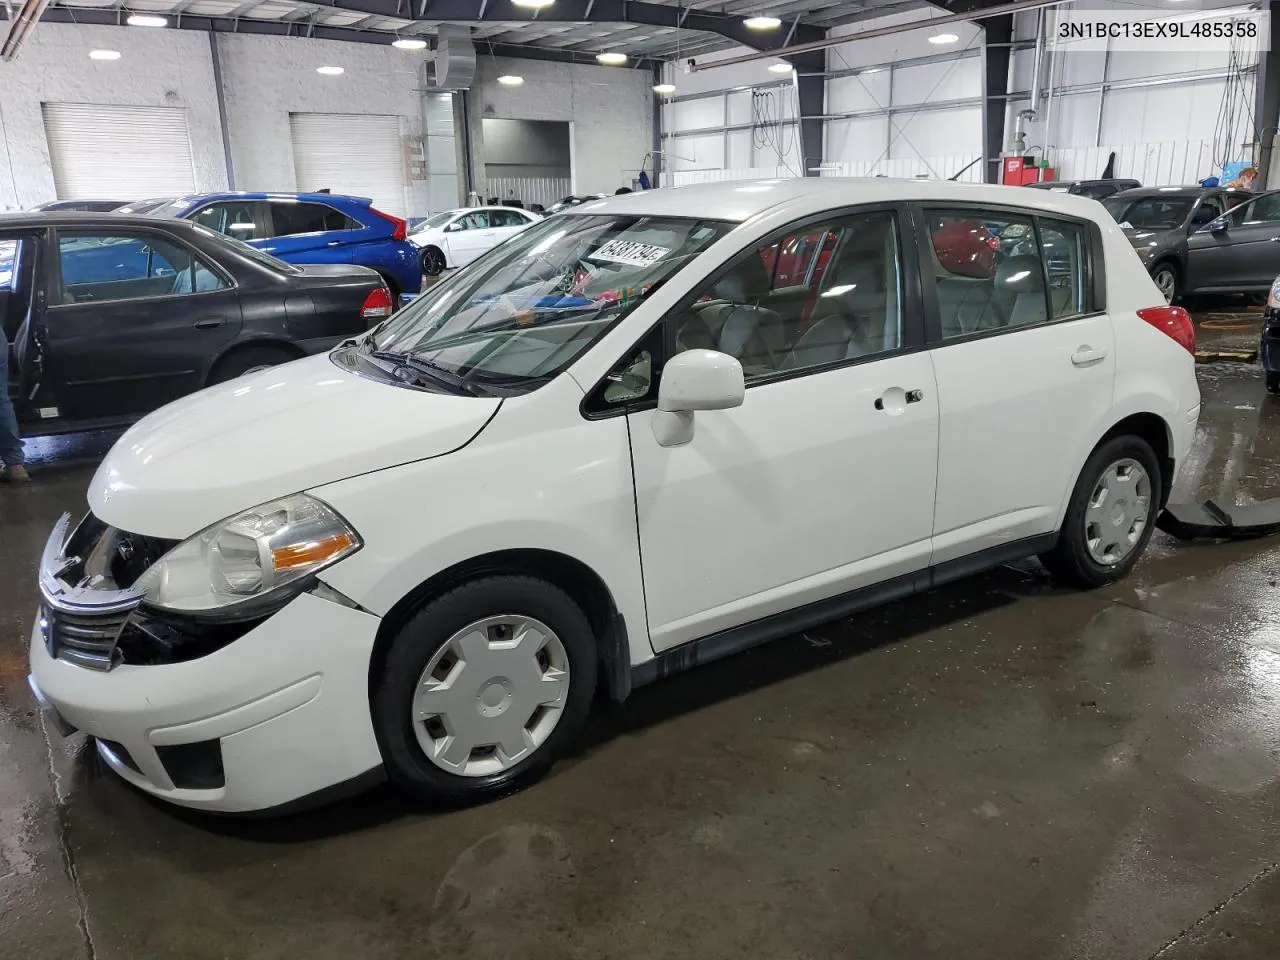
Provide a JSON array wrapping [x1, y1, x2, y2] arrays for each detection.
[[1071, 345, 1108, 366], [193, 317, 225, 330], [874, 387, 924, 412]]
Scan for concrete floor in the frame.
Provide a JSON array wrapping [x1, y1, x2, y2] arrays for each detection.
[[4, 308, 1280, 959]]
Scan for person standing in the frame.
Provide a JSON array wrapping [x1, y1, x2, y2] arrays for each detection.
[[0, 339, 28, 482]]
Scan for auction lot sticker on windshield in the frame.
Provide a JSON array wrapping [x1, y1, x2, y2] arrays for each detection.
[[589, 239, 670, 267]]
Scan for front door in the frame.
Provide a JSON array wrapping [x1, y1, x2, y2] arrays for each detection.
[[620, 208, 939, 651], [444, 211, 496, 266], [46, 228, 243, 421], [920, 206, 1116, 561], [1187, 192, 1280, 292]]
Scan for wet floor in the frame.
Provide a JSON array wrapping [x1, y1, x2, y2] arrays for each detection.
[[4, 308, 1280, 959]]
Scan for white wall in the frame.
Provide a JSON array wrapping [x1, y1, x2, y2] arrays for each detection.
[[0, 23, 227, 209], [470, 56, 652, 196], [215, 33, 429, 216]]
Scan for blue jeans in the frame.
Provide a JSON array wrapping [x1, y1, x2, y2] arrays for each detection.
[[0, 344, 24, 467]]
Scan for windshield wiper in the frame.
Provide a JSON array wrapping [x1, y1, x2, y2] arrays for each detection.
[[367, 350, 486, 397]]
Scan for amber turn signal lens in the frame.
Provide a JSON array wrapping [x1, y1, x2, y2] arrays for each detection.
[[272, 533, 356, 571]]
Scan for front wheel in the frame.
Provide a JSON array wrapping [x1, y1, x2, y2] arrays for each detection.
[[421, 246, 446, 277], [1040, 435, 1162, 589], [1151, 263, 1179, 303], [373, 576, 598, 806]]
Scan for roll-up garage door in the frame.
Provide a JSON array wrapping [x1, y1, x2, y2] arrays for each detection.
[[41, 103, 196, 200], [289, 113, 407, 216]]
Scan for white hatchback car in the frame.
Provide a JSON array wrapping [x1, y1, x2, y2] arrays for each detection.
[[29, 179, 1200, 814], [408, 205, 541, 276]]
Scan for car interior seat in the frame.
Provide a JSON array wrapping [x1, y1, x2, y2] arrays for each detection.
[[696, 256, 784, 374], [991, 254, 1047, 328]]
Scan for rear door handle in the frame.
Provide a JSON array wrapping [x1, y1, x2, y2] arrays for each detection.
[[1071, 345, 1108, 366], [193, 317, 225, 330], [326, 241, 342, 247]]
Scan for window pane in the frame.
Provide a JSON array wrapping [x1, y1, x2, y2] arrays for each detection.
[[271, 201, 331, 236], [458, 212, 490, 230], [322, 208, 356, 231], [1038, 219, 1087, 319], [58, 233, 225, 303], [193, 201, 262, 241], [0, 240, 16, 292], [674, 211, 903, 381], [925, 210, 1046, 338]]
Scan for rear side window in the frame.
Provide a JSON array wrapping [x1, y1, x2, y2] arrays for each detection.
[[270, 201, 357, 235], [490, 210, 528, 228], [925, 208, 1093, 339]]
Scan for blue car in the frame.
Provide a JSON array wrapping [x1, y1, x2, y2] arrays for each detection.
[[130, 192, 421, 300]]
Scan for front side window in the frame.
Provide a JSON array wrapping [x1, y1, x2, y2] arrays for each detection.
[[367, 214, 731, 394], [455, 211, 490, 231], [58, 233, 228, 303], [672, 211, 903, 382], [191, 201, 263, 241]]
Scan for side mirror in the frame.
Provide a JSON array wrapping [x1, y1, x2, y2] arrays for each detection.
[[1208, 218, 1229, 234], [653, 349, 745, 447], [444, 222, 459, 233]]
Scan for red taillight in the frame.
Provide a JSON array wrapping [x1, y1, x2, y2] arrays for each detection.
[[1137, 304, 1195, 355], [370, 207, 407, 241], [361, 285, 393, 324]]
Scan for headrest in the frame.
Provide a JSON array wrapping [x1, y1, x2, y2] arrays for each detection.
[[994, 255, 1044, 294], [715, 253, 771, 302]]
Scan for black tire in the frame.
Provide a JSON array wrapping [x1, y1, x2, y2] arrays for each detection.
[[1150, 261, 1180, 304], [421, 246, 447, 277], [373, 575, 598, 807], [1267, 371, 1280, 395], [207, 345, 296, 384], [1040, 434, 1162, 589]]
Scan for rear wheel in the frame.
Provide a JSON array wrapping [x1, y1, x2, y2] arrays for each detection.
[[421, 246, 447, 277], [373, 576, 597, 806], [1040, 435, 1161, 589], [208, 345, 296, 384], [1151, 262, 1179, 303]]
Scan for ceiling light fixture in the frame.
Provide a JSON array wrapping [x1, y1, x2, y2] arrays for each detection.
[[596, 51, 627, 65], [744, 15, 782, 29], [126, 14, 167, 27], [498, 74, 525, 85], [512, 0, 555, 7], [316, 65, 345, 75], [928, 32, 960, 44], [768, 62, 792, 73], [89, 49, 121, 60], [653, 82, 676, 94], [392, 37, 427, 50]]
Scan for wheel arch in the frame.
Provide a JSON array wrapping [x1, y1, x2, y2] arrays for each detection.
[[1094, 411, 1175, 508], [366, 548, 632, 706], [203, 337, 305, 386]]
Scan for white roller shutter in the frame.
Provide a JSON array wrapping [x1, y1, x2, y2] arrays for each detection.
[[42, 103, 196, 200], [289, 113, 407, 216]]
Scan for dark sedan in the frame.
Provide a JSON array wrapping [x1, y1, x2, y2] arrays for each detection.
[[1, 212, 391, 435], [1184, 191, 1280, 299], [1102, 186, 1253, 301]]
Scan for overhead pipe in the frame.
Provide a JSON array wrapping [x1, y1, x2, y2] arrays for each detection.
[[689, 0, 1065, 72], [1013, 8, 1050, 154], [1, 0, 49, 62]]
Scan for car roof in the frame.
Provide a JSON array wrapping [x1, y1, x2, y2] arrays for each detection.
[[1108, 185, 1249, 200], [0, 211, 207, 230], [561, 178, 1114, 224], [1029, 179, 1137, 188], [167, 191, 374, 206]]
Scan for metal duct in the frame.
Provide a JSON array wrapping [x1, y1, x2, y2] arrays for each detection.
[[1028, 8, 1047, 116], [428, 24, 475, 91], [1, 0, 50, 62]]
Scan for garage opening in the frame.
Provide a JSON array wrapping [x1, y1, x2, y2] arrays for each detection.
[[289, 112, 409, 217], [481, 118, 571, 210], [41, 103, 196, 200]]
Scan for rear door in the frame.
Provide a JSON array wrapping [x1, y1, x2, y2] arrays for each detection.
[[919, 205, 1115, 561], [46, 228, 242, 420], [264, 199, 360, 265]]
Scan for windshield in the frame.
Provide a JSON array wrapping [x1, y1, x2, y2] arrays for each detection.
[[369, 213, 731, 392], [190, 222, 301, 274], [1103, 196, 1194, 230], [415, 211, 456, 231]]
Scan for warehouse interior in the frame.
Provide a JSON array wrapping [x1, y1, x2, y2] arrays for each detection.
[[6, 1, 1280, 958]]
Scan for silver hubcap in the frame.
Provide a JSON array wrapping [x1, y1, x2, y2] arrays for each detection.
[[1154, 269, 1175, 301], [412, 615, 569, 777], [1084, 458, 1152, 565]]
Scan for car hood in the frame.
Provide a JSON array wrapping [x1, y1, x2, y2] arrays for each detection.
[[1122, 227, 1178, 255], [88, 353, 500, 539]]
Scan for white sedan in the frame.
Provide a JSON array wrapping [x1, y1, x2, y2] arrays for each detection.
[[408, 206, 541, 276], [28, 179, 1199, 813]]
